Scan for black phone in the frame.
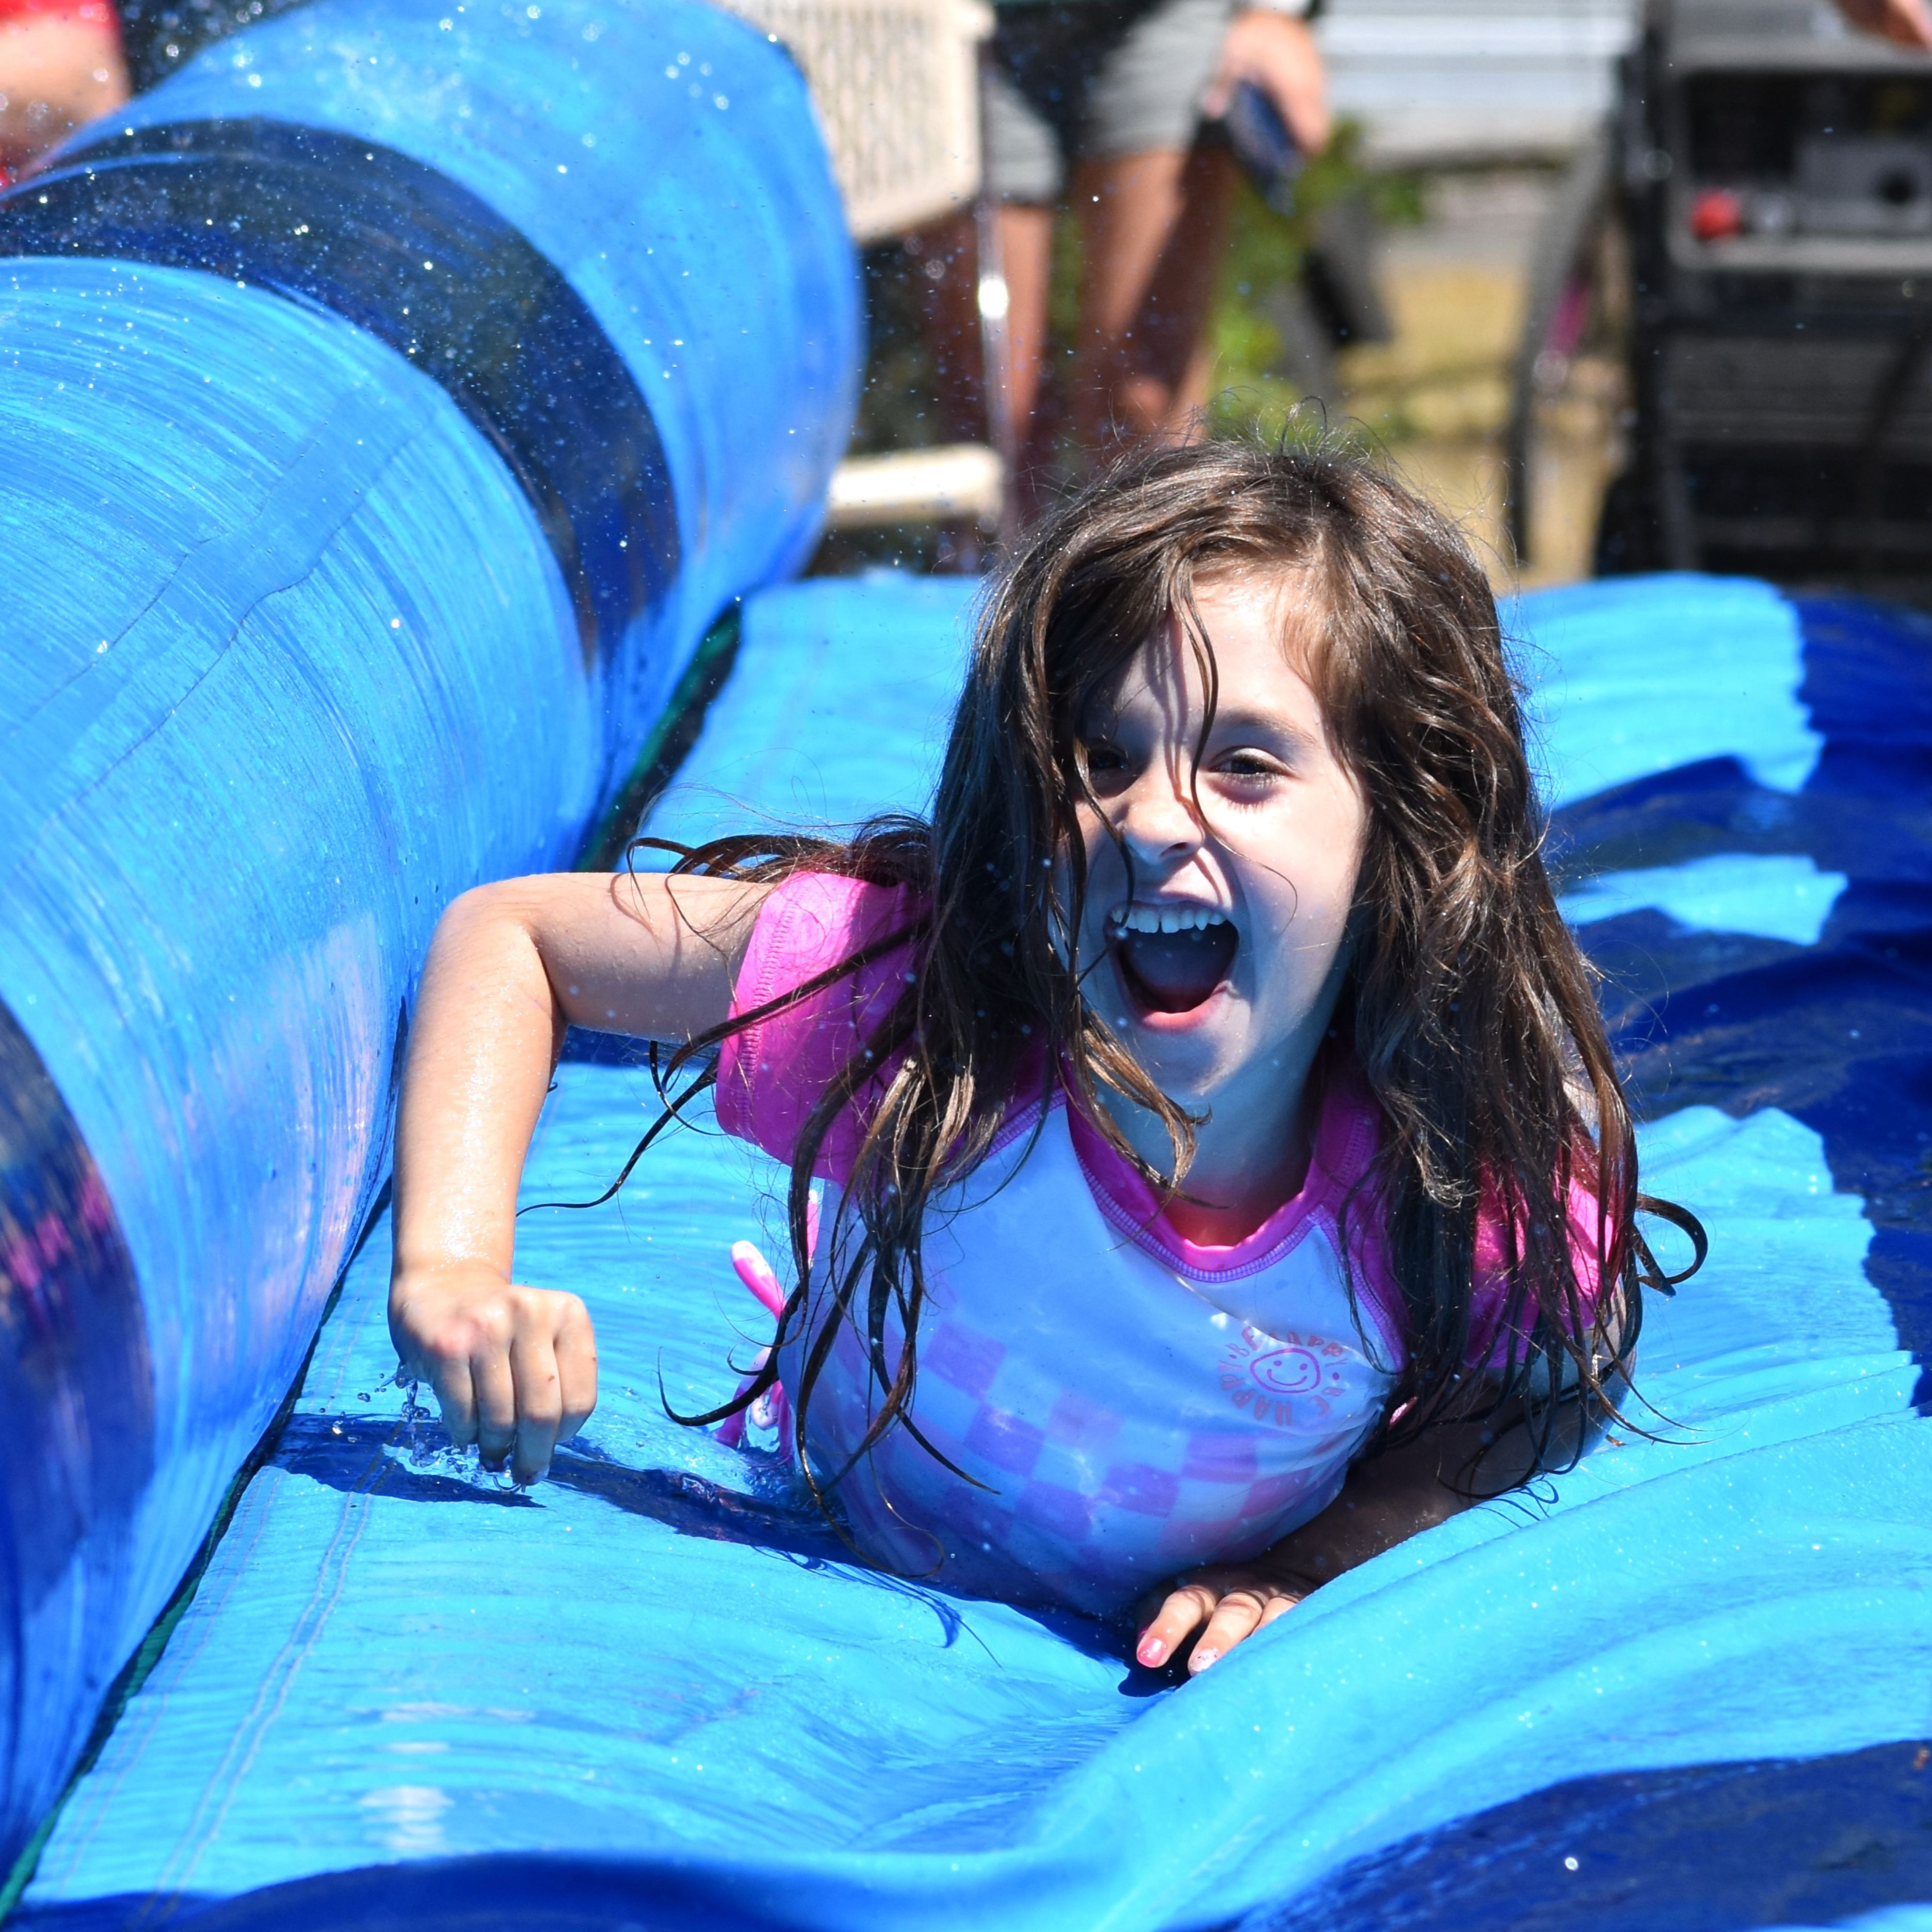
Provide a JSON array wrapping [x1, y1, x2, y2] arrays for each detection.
[[1221, 79, 1302, 216]]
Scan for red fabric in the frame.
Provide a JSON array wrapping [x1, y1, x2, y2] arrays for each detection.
[[0, 1, 116, 22]]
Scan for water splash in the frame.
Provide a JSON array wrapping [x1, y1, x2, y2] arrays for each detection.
[[369, 1369, 526, 1492]]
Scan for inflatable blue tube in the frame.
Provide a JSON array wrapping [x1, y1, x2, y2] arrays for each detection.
[[13, 573, 1932, 1931], [0, 0, 857, 1874]]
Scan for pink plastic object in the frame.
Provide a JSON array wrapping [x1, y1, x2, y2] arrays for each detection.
[[731, 1240, 786, 1316], [716, 1205, 814, 1446]]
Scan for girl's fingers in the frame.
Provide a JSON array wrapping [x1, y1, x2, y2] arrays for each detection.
[[393, 1279, 600, 1478], [554, 1297, 599, 1442], [426, 1353, 478, 1448], [1187, 1590, 1267, 1674], [471, 1341, 519, 1470], [1137, 1573, 1305, 1670], [509, 1328, 565, 1484], [1135, 1583, 1217, 1667]]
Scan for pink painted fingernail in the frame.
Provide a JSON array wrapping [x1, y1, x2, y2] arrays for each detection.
[[1137, 1637, 1167, 1666], [1191, 1647, 1220, 1671]]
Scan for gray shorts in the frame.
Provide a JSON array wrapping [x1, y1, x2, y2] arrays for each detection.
[[984, 0, 1235, 204]]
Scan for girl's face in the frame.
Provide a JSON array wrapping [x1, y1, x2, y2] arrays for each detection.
[[1071, 571, 1368, 1140]]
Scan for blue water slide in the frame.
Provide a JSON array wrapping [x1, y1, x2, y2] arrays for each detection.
[[0, 0, 858, 1875], [12, 573, 1932, 1930]]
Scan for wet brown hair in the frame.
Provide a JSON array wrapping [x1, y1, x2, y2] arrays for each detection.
[[647, 435, 1701, 1519]]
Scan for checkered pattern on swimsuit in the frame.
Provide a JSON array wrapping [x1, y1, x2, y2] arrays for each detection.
[[908, 1315, 1351, 1572]]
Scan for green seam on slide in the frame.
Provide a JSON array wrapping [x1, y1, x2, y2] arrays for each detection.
[[578, 604, 747, 875]]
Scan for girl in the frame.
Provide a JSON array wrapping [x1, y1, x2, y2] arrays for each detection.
[[388, 439, 1695, 1676]]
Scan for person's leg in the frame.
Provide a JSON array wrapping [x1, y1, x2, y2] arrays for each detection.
[[916, 11, 1092, 517], [997, 203, 1058, 446], [913, 199, 1058, 528], [915, 201, 1055, 453], [1066, 0, 1237, 450], [916, 0, 1234, 509], [1070, 139, 1235, 448]]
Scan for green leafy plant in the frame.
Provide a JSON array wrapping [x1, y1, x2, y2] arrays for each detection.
[[1206, 118, 1421, 444]]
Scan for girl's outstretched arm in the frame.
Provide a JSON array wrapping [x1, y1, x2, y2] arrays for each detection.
[[389, 870, 768, 1483]]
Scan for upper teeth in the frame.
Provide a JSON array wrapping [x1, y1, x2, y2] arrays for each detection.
[[1110, 904, 1230, 936]]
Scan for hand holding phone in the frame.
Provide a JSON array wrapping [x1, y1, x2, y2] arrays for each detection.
[[1221, 78, 1303, 215]]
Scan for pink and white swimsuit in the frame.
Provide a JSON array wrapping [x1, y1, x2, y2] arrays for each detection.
[[717, 873, 1590, 1617]]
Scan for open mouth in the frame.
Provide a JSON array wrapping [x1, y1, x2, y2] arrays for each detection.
[[1107, 905, 1238, 1016]]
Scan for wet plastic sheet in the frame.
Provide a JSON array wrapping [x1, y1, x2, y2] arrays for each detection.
[[18, 573, 1932, 1931], [0, 0, 856, 1876]]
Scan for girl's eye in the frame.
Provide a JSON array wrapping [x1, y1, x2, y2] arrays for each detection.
[[1218, 751, 1282, 785], [1085, 742, 1129, 778]]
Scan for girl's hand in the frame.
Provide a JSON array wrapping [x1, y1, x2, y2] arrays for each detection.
[[1136, 1388, 1572, 1679], [1135, 1561, 1313, 1675], [1203, 11, 1330, 157], [384, 868, 762, 1488], [389, 1260, 597, 1485]]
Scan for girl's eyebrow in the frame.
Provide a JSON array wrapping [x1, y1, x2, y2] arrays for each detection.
[[1206, 703, 1322, 752]]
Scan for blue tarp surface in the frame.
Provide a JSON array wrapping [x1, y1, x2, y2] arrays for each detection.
[[17, 572, 1932, 1931], [0, 0, 855, 1866]]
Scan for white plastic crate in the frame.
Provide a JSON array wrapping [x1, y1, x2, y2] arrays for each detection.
[[721, 0, 992, 241]]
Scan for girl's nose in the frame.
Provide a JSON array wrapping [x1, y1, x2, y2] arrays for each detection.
[[1114, 759, 1203, 866]]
